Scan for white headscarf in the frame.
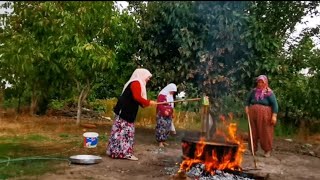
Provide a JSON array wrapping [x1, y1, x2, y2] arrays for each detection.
[[159, 83, 177, 108], [122, 68, 152, 99]]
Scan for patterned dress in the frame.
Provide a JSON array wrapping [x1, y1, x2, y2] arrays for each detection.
[[106, 116, 135, 159], [106, 68, 152, 160], [155, 94, 173, 142], [155, 114, 172, 142], [106, 80, 151, 159]]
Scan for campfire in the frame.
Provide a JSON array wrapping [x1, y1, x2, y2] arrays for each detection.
[[180, 122, 245, 173], [174, 96, 265, 180]]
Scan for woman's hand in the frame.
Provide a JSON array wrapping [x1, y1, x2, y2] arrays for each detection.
[[164, 108, 173, 116], [271, 114, 277, 125], [149, 100, 157, 106], [245, 106, 249, 115]]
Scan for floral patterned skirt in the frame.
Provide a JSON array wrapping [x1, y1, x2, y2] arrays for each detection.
[[106, 116, 135, 159], [155, 114, 172, 142]]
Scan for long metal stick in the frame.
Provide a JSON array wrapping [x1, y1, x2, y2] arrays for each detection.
[[156, 98, 201, 105], [246, 114, 258, 168]]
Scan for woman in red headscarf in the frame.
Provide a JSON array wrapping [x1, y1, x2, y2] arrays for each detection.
[[245, 75, 279, 157]]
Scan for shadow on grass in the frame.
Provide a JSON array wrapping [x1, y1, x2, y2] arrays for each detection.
[[0, 132, 86, 180], [0, 142, 71, 179]]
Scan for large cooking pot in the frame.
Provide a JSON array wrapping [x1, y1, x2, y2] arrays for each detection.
[[181, 135, 239, 163]]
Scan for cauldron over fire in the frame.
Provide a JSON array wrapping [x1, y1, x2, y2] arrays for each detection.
[[181, 134, 239, 163], [180, 95, 242, 171], [176, 96, 266, 180]]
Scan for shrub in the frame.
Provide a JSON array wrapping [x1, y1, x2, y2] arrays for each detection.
[[49, 100, 65, 110]]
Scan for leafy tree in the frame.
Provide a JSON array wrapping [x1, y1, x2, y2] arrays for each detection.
[[135, 1, 254, 115], [272, 35, 320, 126], [132, 1, 320, 126], [0, 1, 67, 114], [238, 1, 320, 129], [94, 7, 141, 99], [0, 2, 127, 125]]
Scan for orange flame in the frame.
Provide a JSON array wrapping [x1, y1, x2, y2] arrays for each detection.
[[179, 115, 246, 174]]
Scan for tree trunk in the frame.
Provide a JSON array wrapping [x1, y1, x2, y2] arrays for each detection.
[[37, 97, 49, 115], [76, 84, 91, 126], [17, 95, 21, 114], [30, 93, 38, 116], [76, 92, 83, 126], [0, 88, 3, 105], [17, 88, 24, 114]]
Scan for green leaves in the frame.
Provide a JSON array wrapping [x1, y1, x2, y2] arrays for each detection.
[[0, 2, 138, 116], [1, 1, 319, 123], [135, 1, 254, 115]]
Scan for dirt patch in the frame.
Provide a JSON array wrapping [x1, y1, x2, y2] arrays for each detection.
[[14, 127, 320, 180], [1, 115, 319, 180]]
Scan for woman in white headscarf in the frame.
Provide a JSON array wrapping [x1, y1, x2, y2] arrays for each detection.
[[155, 83, 177, 147], [106, 68, 157, 161]]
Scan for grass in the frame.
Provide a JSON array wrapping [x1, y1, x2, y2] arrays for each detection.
[[0, 115, 110, 179], [275, 122, 296, 138], [0, 98, 313, 179], [0, 103, 213, 179], [0, 134, 50, 144], [134, 103, 299, 139], [234, 117, 297, 138], [0, 140, 68, 179], [0, 159, 64, 180]]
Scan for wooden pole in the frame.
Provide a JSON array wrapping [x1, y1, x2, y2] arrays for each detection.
[[199, 96, 210, 138], [203, 96, 210, 140], [155, 98, 201, 105], [246, 114, 258, 168], [200, 105, 207, 137]]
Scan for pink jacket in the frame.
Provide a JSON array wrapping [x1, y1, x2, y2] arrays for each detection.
[[156, 94, 173, 118]]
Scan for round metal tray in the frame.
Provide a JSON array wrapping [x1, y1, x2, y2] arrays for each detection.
[[69, 155, 102, 165]]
